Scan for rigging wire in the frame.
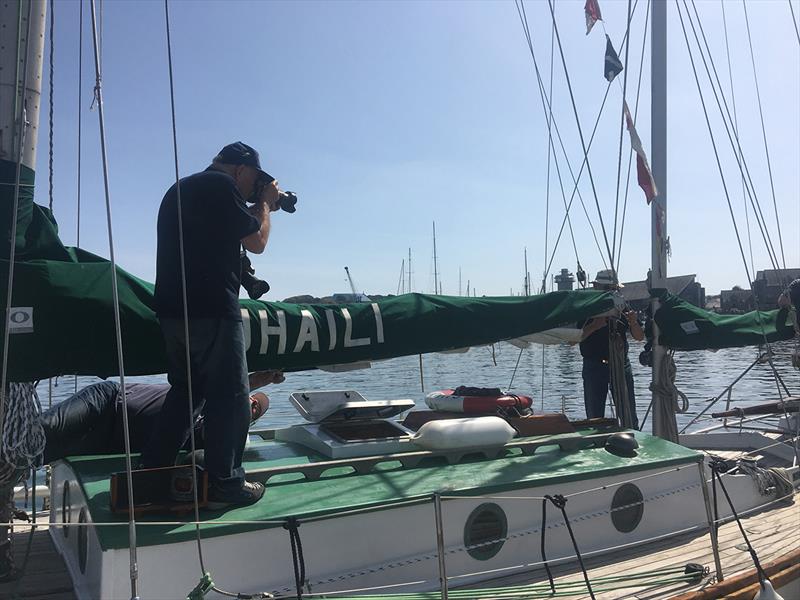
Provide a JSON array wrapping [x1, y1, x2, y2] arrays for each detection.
[[720, 0, 756, 279], [75, 0, 84, 394], [48, 0, 54, 213], [676, 0, 793, 416], [88, 1, 140, 597], [47, 0, 55, 409], [683, 0, 794, 392], [685, 0, 781, 272], [523, 0, 645, 281], [616, 0, 652, 269], [610, 0, 634, 273], [542, 0, 555, 292], [514, 0, 620, 276], [546, 0, 616, 274], [741, 0, 787, 270], [539, 1, 556, 410], [77, 0, 83, 249], [789, 0, 800, 47]]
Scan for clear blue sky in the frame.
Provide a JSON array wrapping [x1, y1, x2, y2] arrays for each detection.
[[38, 0, 799, 300]]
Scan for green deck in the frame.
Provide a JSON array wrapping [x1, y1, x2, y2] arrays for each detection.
[[63, 429, 701, 550]]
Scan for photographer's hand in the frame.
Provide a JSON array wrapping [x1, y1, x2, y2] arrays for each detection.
[[261, 180, 281, 212]]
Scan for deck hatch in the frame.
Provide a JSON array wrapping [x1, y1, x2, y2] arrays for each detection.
[[320, 420, 410, 443], [277, 391, 416, 457]]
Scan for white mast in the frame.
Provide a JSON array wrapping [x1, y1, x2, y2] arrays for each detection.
[[0, 1, 45, 168], [0, 0, 47, 577], [650, 0, 677, 441]]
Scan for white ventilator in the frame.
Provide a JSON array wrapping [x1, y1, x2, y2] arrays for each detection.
[[411, 416, 516, 451], [753, 580, 784, 600]]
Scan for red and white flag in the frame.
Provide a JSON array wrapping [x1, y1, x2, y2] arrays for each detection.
[[623, 101, 658, 203], [585, 0, 602, 35]]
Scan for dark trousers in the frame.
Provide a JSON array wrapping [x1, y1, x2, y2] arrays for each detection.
[[582, 357, 639, 428], [40, 381, 120, 463], [141, 318, 250, 491]]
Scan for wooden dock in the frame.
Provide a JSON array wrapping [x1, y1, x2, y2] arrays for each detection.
[[0, 499, 796, 599], [468, 497, 799, 598], [0, 512, 75, 600]]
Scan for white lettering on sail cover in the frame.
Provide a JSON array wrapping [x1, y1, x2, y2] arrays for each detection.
[[371, 303, 384, 343], [252, 305, 386, 354], [294, 309, 320, 352], [342, 308, 370, 347], [325, 309, 337, 351], [241, 309, 251, 350], [258, 309, 287, 354]]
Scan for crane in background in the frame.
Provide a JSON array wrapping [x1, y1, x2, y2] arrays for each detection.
[[344, 266, 371, 302]]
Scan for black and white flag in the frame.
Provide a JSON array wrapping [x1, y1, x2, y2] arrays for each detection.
[[604, 35, 623, 82]]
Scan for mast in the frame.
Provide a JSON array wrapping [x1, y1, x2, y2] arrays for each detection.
[[0, 0, 47, 578], [650, 0, 677, 441], [408, 247, 412, 293], [432, 221, 440, 294], [458, 267, 462, 296], [524, 247, 530, 296]]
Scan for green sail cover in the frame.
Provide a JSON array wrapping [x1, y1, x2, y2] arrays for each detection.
[[0, 164, 616, 380], [0, 254, 613, 381], [653, 289, 795, 351]]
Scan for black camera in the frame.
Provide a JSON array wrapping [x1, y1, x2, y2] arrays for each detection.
[[240, 252, 270, 300], [278, 191, 297, 213], [251, 176, 298, 214]]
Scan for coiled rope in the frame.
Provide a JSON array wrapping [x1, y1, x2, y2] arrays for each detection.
[[736, 458, 795, 499], [0, 384, 45, 485]]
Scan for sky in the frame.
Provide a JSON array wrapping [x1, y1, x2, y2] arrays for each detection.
[[35, 0, 800, 301]]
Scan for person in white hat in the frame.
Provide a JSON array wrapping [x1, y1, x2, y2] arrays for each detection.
[[578, 270, 643, 425]]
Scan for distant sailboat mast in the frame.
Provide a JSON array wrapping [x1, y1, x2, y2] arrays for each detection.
[[432, 221, 440, 294], [408, 247, 412, 293], [524, 247, 530, 296]]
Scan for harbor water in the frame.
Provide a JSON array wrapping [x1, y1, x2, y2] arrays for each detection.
[[35, 339, 798, 434]]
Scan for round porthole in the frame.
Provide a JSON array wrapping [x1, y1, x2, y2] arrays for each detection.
[[62, 482, 70, 538], [78, 507, 88, 574], [464, 503, 507, 560], [611, 483, 644, 533]]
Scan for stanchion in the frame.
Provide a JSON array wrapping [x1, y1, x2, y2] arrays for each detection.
[[433, 492, 449, 599], [697, 461, 724, 582]]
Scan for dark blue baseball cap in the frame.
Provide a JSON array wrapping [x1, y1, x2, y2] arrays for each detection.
[[214, 142, 273, 182]]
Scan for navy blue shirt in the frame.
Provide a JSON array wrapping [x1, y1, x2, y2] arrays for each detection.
[[578, 316, 630, 362], [155, 168, 259, 319]]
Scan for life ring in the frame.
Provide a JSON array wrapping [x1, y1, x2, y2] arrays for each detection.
[[425, 389, 533, 414]]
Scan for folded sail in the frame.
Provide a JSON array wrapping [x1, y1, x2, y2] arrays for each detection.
[[653, 289, 795, 350]]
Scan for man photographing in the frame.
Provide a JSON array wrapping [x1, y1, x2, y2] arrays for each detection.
[[144, 142, 282, 509]]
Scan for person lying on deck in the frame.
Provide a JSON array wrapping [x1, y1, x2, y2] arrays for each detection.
[[39, 370, 284, 463]]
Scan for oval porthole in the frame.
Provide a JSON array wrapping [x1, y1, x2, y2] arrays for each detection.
[[464, 503, 507, 560], [78, 507, 88, 574], [611, 483, 644, 533], [62, 481, 70, 538]]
